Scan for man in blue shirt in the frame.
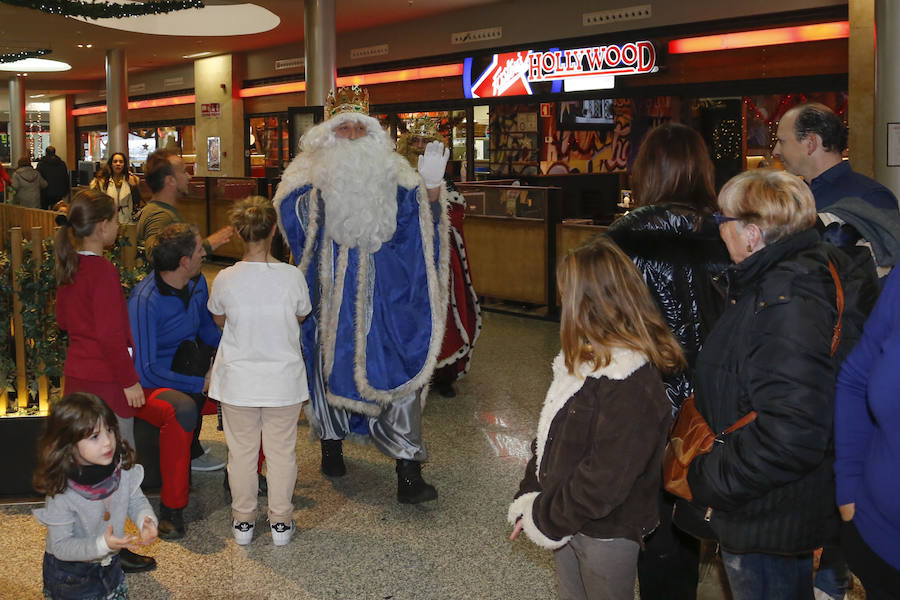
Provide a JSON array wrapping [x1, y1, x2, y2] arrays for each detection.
[[773, 103, 897, 211], [129, 223, 223, 539], [773, 102, 892, 600]]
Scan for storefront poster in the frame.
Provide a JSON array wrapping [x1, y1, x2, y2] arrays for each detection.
[[207, 136, 221, 171]]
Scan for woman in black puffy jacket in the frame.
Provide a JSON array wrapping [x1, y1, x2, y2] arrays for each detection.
[[683, 169, 877, 600], [606, 122, 729, 600]]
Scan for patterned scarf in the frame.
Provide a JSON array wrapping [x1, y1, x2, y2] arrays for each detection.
[[68, 459, 122, 501]]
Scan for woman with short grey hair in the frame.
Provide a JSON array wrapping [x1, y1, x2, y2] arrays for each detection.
[[676, 168, 877, 600]]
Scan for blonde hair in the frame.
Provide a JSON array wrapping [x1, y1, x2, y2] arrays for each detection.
[[229, 196, 276, 243], [558, 236, 686, 376], [717, 169, 816, 244]]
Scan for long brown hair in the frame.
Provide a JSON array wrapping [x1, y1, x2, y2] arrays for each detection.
[[54, 189, 115, 286], [631, 122, 716, 213], [558, 236, 686, 375], [97, 152, 132, 186], [33, 393, 135, 496]]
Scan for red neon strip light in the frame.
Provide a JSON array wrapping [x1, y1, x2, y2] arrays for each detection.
[[337, 64, 463, 87], [668, 21, 849, 54], [239, 63, 464, 98], [239, 81, 306, 98], [71, 105, 106, 116], [129, 94, 195, 109], [72, 94, 197, 116]]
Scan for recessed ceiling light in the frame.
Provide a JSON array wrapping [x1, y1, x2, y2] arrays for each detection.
[[183, 51, 213, 59], [30, 94, 45, 98], [0, 59, 71, 73], [69, 2, 280, 37]]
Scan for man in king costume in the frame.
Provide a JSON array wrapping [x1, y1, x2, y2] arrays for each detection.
[[274, 86, 450, 504], [397, 117, 482, 398]]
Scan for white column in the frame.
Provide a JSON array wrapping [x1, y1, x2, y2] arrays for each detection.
[[304, 0, 336, 106], [105, 48, 129, 158], [874, 0, 900, 198], [8, 76, 26, 165]]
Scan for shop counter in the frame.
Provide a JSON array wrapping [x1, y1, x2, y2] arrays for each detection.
[[457, 182, 561, 307]]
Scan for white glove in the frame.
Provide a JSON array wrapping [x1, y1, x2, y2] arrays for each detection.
[[417, 141, 450, 189]]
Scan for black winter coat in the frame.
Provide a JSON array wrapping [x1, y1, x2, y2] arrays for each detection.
[[607, 203, 730, 410], [683, 228, 878, 553], [36, 154, 70, 205]]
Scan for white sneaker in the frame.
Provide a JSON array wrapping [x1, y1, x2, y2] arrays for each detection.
[[270, 520, 294, 546], [233, 519, 255, 545]]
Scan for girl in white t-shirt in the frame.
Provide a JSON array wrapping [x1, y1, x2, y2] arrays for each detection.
[[208, 196, 311, 546]]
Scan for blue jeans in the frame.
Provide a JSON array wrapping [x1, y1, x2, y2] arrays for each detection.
[[814, 545, 850, 599], [721, 550, 815, 600], [42, 552, 126, 600]]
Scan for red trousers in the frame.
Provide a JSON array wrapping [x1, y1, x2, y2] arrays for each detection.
[[135, 388, 194, 509]]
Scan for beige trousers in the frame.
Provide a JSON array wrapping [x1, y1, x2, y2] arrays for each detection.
[[221, 402, 301, 524]]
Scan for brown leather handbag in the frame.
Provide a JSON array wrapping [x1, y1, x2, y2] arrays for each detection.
[[663, 261, 844, 502]]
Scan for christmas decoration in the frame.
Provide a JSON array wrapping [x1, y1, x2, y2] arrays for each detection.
[[0, 48, 50, 64], [0, 0, 204, 20]]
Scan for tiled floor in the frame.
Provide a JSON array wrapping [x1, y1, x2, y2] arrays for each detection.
[[0, 312, 564, 599], [0, 305, 865, 599]]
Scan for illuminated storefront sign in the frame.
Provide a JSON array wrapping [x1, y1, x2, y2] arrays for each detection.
[[463, 41, 657, 98]]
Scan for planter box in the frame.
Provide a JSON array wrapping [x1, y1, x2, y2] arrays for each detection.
[[0, 415, 161, 499]]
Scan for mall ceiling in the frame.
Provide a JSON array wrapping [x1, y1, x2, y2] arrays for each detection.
[[0, 0, 504, 94]]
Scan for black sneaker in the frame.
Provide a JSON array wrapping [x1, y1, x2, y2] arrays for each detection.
[[118, 548, 157, 573]]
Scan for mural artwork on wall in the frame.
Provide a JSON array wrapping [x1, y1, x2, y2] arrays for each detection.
[[540, 98, 633, 175]]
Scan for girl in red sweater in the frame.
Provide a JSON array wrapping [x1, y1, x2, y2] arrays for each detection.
[[55, 190, 156, 572]]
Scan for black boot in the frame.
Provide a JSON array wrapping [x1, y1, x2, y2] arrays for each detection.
[[320, 439, 346, 477], [119, 548, 157, 573], [396, 459, 437, 504], [158, 503, 186, 540]]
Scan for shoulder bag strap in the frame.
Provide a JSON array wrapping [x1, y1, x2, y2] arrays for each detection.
[[828, 260, 844, 357]]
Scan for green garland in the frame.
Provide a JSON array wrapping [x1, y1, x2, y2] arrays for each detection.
[[107, 227, 150, 299], [0, 48, 50, 64], [16, 238, 65, 404], [0, 253, 16, 404], [1, 0, 204, 19]]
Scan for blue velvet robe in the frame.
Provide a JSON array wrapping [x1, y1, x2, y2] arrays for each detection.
[[277, 181, 448, 419]]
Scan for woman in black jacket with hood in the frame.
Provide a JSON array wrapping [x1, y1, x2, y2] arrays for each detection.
[[606, 122, 730, 600]]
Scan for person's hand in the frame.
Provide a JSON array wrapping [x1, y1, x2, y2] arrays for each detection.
[[138, 517, 158, 546], [838, 502, 855, 522], [509, 518, 523, 541], [124, 383, 145, 408], [417, 141, 450, 190], [208, 226, 233, 250], [104, 525, 139, 550], [202, 372, 210, 394]]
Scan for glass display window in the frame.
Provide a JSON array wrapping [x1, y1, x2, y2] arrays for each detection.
[[247, 114, 289, 178]]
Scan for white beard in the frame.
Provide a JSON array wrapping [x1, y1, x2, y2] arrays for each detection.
[[302, 117, 398, 253]]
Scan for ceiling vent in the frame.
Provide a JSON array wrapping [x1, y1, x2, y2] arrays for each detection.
[[128, 83, 146, 94], [351, 44, 389, 60], [275, 57, 304, 71], [163, 76, 184, 88], [583, 4, 651, 26], [451, 26, 502, 45]]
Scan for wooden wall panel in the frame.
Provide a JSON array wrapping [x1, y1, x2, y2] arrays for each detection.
[[465, 217, 547, 304]]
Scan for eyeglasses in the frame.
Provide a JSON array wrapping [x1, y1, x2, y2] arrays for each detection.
[[713, 212, 741, 226]]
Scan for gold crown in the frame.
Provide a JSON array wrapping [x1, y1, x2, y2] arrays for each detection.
[[325, 85, 369, 119], [405, 116, 440, 140]]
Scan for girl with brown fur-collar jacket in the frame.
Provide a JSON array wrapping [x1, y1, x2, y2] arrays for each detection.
[[508, 237, 685, 600]]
